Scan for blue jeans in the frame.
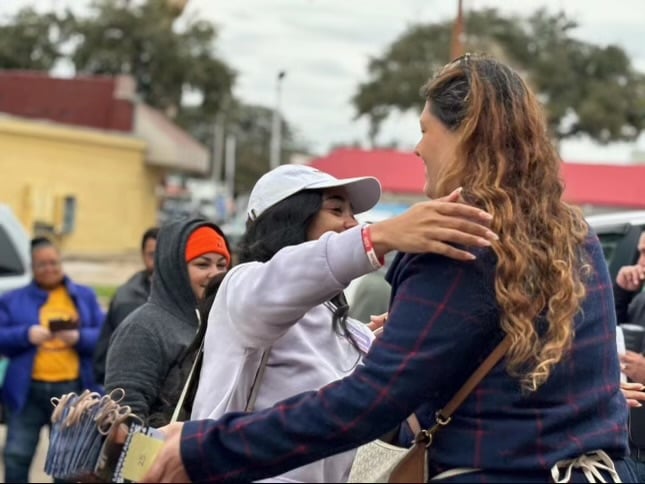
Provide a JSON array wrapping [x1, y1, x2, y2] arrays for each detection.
[[627, 456, 645, 482], [3, 380, 81, 483]]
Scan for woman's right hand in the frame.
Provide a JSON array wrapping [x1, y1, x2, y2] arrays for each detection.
[[28, 325, 52, 346], [369, 188, 498, 261]]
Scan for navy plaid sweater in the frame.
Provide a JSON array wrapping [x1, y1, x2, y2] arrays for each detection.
[[181, 233, 630, 482]]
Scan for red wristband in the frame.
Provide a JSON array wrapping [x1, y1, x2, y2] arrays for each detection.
[[361, 225, 384, 270]]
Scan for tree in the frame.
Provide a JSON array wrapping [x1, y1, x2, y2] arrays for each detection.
[[63, 0, 234, 119], [353, 8, 645, 145], [223, 102, 304, 194], [0, 0, 307, 193], [0, 8, 62, 70]]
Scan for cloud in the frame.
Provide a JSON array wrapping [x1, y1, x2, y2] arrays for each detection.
[[197, 0, 645, 157], [1, 0, 643, 160]]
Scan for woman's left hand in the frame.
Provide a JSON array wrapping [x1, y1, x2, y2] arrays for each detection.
[[367, 312, 388, 336], [141, 422, 189, 483], [621, 381, 645, 408]]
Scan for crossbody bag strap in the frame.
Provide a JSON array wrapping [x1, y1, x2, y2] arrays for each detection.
[[245, 349, 271, 412], [170, 338, 204, 423], [172, 336, 272, 421], [429, 335, 512, 435], [171, 309, 204, 423]]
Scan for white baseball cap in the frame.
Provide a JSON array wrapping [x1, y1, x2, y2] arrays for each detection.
[[247, 164, 382, 221]]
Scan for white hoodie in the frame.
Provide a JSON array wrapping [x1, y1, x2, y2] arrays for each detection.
[[191, 225, 376, 483]]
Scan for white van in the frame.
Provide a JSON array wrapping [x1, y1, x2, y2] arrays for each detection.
[[0, 204, 30, 295]]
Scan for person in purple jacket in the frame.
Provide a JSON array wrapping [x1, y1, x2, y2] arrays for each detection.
[[189, 163, 497, 483], [143, 54, 636, 483], [0, 237, 104, 483]]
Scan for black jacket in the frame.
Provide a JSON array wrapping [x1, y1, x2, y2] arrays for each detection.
[[614, 284, 645, 330], [93, 270, 151, 385]]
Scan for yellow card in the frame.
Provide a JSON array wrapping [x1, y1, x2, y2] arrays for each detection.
[[121, 432, 164, 482]]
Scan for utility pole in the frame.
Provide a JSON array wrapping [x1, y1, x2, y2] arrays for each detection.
[[269, 70, 286, 170], [225, 134, 237, 199], [211, 113, 226, 183], [167, 0, 189, 16], [450, 0, 465, 61]]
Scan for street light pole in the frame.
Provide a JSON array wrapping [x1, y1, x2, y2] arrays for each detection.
[[269, 70, 286, 170], [225, 134, 237, 199]]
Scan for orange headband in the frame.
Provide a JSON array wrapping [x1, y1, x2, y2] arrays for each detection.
[[185, 227, 231, 265]]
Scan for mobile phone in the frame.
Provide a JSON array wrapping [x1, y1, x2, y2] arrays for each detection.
[[49, 319, 79, 332]]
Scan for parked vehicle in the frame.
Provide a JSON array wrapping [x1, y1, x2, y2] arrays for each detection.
[[587, 210, 645, 281], [0, 204, 30, 296], [0, 204, 30, 422]]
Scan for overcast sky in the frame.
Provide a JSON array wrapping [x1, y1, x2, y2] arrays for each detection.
[[2, 0, 644, 162]]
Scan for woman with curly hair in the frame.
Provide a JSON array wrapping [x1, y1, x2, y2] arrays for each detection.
[[144, 55, 635, 483]]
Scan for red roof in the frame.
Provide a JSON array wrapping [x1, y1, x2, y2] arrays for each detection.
[[559, 163, 645, 208], [310, 148, 645, 208], [0, 70, 209, 174], [311, 148, 426, 195], [0, 70, 134, 132]]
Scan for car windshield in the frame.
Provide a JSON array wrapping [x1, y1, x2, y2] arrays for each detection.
[[597, 232, 629, 265]]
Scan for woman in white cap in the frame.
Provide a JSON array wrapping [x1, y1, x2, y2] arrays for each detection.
[[189, 164, 496, 483]]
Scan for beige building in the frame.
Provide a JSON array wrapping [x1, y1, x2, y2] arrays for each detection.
[[0, 116, 158, 254], [0, 71, 209, 255]]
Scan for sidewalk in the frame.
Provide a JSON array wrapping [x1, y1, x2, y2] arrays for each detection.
[[0, 425, 51, 483], [63, 256, 142, 288]]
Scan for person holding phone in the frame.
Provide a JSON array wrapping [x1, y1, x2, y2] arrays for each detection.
[[0, 237, 104, 483]]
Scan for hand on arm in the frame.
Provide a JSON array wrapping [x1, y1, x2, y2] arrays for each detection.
[[369, 188, 497, 261]]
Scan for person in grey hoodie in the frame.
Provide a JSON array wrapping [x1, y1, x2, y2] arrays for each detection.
[[104, 218, 231, 427]]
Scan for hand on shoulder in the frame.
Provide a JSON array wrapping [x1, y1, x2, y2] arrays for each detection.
[[370, 188, 498, 261]]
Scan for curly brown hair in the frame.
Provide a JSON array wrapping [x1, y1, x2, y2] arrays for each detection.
[[422, 54, 590, 391]]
